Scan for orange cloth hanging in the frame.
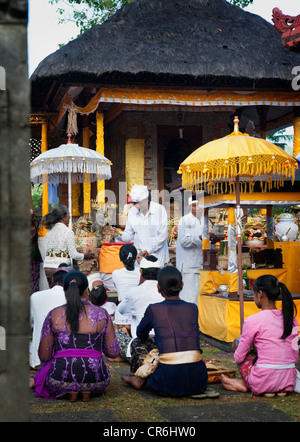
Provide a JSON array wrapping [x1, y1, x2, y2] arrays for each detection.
[[99, 242, 134, 273]]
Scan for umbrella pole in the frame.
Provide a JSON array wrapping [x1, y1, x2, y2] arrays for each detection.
[[235, 174, 244, 332], [68, 171, 73, 231]]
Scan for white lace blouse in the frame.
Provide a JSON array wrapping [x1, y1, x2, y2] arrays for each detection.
[[43, 222, 84, 268]]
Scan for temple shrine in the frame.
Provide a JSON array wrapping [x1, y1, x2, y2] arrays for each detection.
[[30, 0, 300, 345], [30, 0, 300, 213]]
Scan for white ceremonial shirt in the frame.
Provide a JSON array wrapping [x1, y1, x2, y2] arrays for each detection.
[[176, 212, 203, 274], [30, 285, 66, 368], [117, 201, 169, 267], [44, 222, 84, 268], [112, 266, 141, 302], [117, 279, 164, 339]]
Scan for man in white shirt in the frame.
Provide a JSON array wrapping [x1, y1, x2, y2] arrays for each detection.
[[30, 267, 70, 368], [117, 256, 164, 339], [176, 196, 204, 305], [112, 185, 169, 268]]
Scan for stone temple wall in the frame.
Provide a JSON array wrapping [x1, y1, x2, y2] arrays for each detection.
[[0, 0, 31, 422]]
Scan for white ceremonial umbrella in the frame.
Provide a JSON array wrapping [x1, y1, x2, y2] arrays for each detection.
[[30, 139, 112, 228]]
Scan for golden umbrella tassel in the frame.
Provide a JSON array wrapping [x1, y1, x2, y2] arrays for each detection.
[[178, 117, 298, 331]]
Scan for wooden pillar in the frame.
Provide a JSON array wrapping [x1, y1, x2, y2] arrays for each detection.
[[96, 109, 105, 204], [257, 105, 269, 139], [293, 107, 300, 159]]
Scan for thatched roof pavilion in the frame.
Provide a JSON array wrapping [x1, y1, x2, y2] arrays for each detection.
[[32, 0, 300, 94], [30, 0, 300, 215]]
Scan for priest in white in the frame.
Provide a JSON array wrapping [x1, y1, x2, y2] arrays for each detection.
[[112, 185, 169, 268], [176, 196, 204, 305]]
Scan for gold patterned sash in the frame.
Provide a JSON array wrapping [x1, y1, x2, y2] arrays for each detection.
[[159, 350, 202, 365]]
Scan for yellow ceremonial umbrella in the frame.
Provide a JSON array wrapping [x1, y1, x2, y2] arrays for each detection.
[[178, 116, 298, 330]]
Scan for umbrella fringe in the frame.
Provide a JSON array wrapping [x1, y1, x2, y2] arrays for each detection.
[[30, 161, 111, 184]]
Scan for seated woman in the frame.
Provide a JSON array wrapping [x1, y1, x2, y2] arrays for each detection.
[[112, 244, 141, 333], [42, 205, 94, 287], [122, 266, 209, 397], [221, 274, 298, 397], [112, 244, 140, 302], [34, 271, 120, 402]]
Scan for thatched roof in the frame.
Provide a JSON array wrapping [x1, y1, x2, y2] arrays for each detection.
[[31, 0, 300, 90]]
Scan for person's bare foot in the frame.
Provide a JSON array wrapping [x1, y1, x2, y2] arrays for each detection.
[[221, 374, 248, 392], [122, 375, 145, 390], [120, 326, 131, 337]]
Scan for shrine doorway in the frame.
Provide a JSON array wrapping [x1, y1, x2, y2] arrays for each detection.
[[157, 124, 203, 192]]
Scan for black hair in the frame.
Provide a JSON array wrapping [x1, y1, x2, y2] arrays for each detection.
[[52, 270, 68, 286], [63, 271, 88, 333], [142, 267, 159, 280], [42, 204, 68, 229], [253, 274, 297, 339], [119, 244, 137, 271], [90, 285, 107, 307], [157, 266, 182, 297], [141, 255, 160, 280]]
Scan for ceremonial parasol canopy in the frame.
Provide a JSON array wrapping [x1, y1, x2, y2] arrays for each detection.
[[178, 117, 297, 194], [178, 117, 298, 330], [30, 136, 112, 228], [30, 140, 112, 185]]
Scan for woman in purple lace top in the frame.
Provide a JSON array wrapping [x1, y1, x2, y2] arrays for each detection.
[[34, 271, 120, 401]]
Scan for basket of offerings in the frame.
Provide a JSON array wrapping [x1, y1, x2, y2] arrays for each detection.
[[75, 217, 99, 248], [243, 223, 266, 247]]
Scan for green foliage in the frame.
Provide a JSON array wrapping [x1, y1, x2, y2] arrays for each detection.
[[49, 0, 254, 34], [50, 0, 135, 33], [267, 129, 293, 151], [31, 184, 43, 209], [229, 0, 253, 7]]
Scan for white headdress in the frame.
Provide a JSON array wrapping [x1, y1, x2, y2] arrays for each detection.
[[130, 185, 149, 202]]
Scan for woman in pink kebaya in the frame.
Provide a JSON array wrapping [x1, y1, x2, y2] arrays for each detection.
[[221, 274, 298, 397]]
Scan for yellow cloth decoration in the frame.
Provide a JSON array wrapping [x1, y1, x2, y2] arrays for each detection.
[[83, 182, 91, 214], [227, 207, 235, 225], [275, 242, 300, 294], [125, 139, 145, 193], [72, 183, 81, 217], [293, 116, 300, 159], [96, 112, 105, 204], [199, 269, 287, 296], [203, 191, 300, 206], [39, 122, 49, 237], [198, 295, 300, 342], [52, 89, 300, 128], [202, 238, 210, 251], [82, 125, 91, 214]]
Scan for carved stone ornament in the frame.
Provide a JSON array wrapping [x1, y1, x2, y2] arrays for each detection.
[[272, 7, 300, 53]]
